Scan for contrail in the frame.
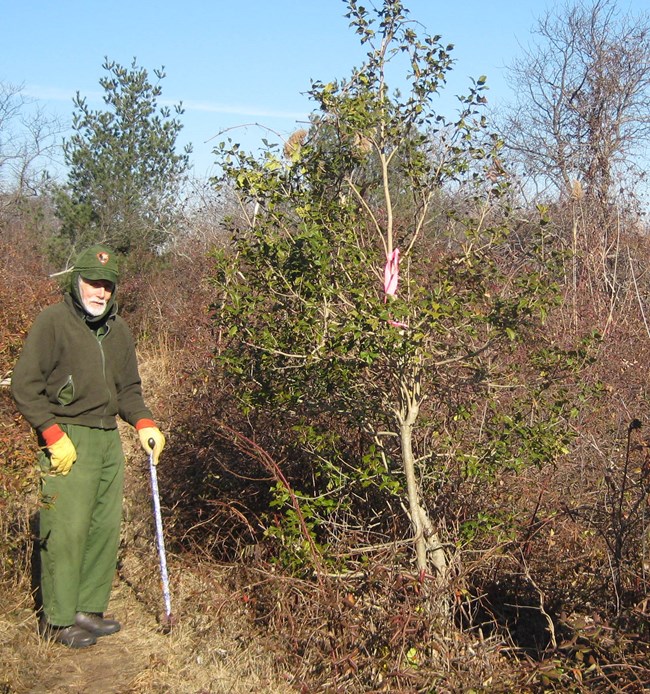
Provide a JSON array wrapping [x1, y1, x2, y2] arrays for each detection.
[[179, 99, 306, 120], [22, 84, 307, 120]]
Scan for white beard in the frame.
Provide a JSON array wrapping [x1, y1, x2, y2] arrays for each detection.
[[82, 299, 107, 317]]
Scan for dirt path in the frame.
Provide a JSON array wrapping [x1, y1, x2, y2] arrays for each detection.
[[3, 561, 291, 694], [5, 579, 172, 694]]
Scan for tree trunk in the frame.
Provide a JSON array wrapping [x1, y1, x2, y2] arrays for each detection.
[[398, 378, 447, 579]]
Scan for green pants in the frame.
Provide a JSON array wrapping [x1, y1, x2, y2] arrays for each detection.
[[39, 425, 125, 626]]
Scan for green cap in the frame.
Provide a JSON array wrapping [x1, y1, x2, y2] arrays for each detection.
[[72, 244, 119, 284]]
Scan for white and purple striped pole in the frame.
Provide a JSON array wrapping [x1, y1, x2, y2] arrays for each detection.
[[148, 438, 172, 629]]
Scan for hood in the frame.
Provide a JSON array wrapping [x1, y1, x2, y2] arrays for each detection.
[[69, 276, 118, 327]]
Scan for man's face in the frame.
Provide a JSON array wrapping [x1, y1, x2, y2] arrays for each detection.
[[78, 276, 114, 317]]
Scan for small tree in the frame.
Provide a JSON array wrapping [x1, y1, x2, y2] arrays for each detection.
[[53, 58, 191, 261], [211, 0, 579, 582]]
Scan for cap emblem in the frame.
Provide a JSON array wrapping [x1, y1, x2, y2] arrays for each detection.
[[97, 252, 110, 265]]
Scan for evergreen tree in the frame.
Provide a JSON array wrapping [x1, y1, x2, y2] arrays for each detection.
[[53, 58, 191, 261]]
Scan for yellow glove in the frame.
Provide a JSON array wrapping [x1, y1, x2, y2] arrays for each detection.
[[48, 434, 77, 475], [138, 426, 165, 465]]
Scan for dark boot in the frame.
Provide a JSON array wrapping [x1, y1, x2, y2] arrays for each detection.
[[75, 612, 121, 636], [40, 620, 97, 648]]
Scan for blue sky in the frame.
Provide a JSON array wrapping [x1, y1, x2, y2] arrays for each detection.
[[2, 0, 647, 178]]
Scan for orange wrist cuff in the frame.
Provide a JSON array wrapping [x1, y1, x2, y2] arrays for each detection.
[[41, 424, 65, 446], [135, 419, 156, 431]]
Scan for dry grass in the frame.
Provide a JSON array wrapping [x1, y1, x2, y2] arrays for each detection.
[[1, 567, 292, 694]]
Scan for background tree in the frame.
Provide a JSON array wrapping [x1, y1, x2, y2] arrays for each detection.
[[0, 81, 62, 204], [500, 0, 650, 209], [53, 58, 191, 263]]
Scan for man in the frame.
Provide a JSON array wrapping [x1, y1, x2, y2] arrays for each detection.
[[11, 244, 165, 648]]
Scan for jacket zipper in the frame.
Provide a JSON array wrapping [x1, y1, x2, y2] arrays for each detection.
[[95, 326, 113, 427]]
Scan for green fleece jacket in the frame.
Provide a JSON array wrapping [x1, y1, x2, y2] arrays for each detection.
[[11, 293, 152, 436]]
